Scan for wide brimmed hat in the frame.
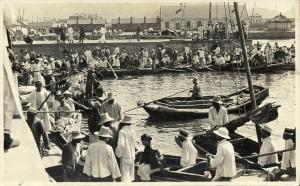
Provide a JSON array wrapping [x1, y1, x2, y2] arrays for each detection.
[[213, 128, 230, 139], [106, 92, 115, 101], [262, 125, 272, 134], [100, 113, 114, 124], [71, 130, 85, 140], [119, 116, 134, 124], [212, 96, 223, 104], [63, 90, 72, 95], [95, 126, 112, 138]]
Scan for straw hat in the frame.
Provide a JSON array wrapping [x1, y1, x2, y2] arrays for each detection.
[[212, 96, 223, 104], [71, 130, 85, 140], [179, 129, 189, 140], [262, 125, 272, 134], [119, 116, 134, 124], [95, 126, 112, 138], [213, 128, 230, 139], [106, 92, 115, 101], [63, 90, 72, 95], [100, 113, 114, 124]]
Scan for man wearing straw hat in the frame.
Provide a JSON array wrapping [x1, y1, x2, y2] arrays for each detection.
[[257, 125, 279, 167], [115, 116, 137, 182], [62, 129, 85, 182], [83, 126, 121, 182], [63, 90, 75, 111], [100, 112, 119, 150], [178, 129, 198, 168], [102, 92, 124, 123], [207, 127, 236, 181], [208, 96, 229, 130]]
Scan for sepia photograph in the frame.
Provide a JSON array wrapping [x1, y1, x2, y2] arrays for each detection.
[[2, 0, 298, 185]]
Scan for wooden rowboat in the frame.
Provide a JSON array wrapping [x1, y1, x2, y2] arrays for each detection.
[[142, 85, 269, 121]]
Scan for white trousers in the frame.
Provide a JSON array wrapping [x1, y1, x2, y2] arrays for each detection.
[[120, 159, 135, 182], [137, 163, 160, 181]]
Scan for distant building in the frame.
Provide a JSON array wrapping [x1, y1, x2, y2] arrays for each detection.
[[111, 17, 161, 32], [66, 17, 106, 32], [266, 13, 293, 31], [249, 13, 263, 24], [27, 21, 53, 30], [160, 4, 249, 31]]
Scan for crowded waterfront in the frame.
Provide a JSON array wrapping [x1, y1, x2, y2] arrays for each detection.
[[3, 1, 297, 184]]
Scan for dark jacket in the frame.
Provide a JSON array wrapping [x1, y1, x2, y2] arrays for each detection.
[[139, 145, 163, 169]]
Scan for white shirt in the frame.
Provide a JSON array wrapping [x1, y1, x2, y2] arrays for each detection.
[[83, 140, 121, 179], [258, 136, 278, 166], [281, 139, 295, 170], [115, 126, 136, 164], [180, 139, 198, 167], [208, 106, 229, 129], [211, 139, 236, 178], [214, 47, 220, 55], [65, 97, 75, 111]]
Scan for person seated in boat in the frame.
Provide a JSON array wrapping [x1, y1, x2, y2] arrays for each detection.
[[207, 128, 236, 181], [208, 96, 228, 130], [56, 96, 72, 118], [280, 128, 295, 176], [62, 129, 85, 182], [178, 129, 198, 168], [189, 77, 202, 100], [102, 92, 124, 123], [257, 125, 279, 168], [63, 90, 75, 111], [136, 134, 163, 181], [26, 107, 51, 156]]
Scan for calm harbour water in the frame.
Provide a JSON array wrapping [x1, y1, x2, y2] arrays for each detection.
[[100, 70, 295, 156]]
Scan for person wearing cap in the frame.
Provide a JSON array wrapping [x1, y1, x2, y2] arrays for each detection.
[[63, 90, 75, 111], [115, 116, 137, 182], [189, 77, 202, 100], [26, 107, 51, 156], [257, 125, 279, 167], [178, 129, 198, 168], [136, 134, 163, 181], [23, 79, 52, 132], [62, 129, 85, 182], [83, 126, 121, 182], [280, 128, 296, 175], [208, 96, 228, 129], [102, 92, 124, 123], [207, 128, 236, 181]]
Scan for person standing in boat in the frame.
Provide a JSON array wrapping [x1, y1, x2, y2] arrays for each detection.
[[136, 134, 163, 181], [280, 128, 296, 176], [62, 129, 85, 182], [207, 128, 236, 181], [63, 90, 75, 111], [178, 129, 198, 168], [83, 126, 121, 182], [208, 96, 229, 129], [115, 116, 137, 182], [257, 125, 279, 167], [102, 92, 124, 123], [189, 77, 202, 100], [100, 113, 119, 150]]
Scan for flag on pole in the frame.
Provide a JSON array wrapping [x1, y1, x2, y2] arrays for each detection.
[[176, 8, 182, 14]]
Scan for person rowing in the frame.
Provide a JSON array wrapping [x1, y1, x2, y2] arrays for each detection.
[[189, 77, 202, 100], [208, 96, 229, 130]]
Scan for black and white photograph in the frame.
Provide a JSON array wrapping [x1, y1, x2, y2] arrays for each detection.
[[2, 0, 299, 184]]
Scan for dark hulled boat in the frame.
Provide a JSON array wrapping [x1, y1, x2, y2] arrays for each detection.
[[142, 85, 269, 121]]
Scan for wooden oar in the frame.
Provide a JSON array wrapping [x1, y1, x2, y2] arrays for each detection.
[[107, 62, 118, 80], [186, 67, 198, 73], [237, 148, 295, 161], [23, 110, 82, 113], [124, 88, 191, 113], [73, 100, 91, 110]]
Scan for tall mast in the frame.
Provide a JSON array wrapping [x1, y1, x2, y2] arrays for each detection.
[[209, 2, 212, 24], [181, 3, 185, 30], [233, 2, 261, 143]]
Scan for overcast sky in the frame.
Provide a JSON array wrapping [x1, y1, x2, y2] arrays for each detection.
[[6, 0, 295, 21]]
